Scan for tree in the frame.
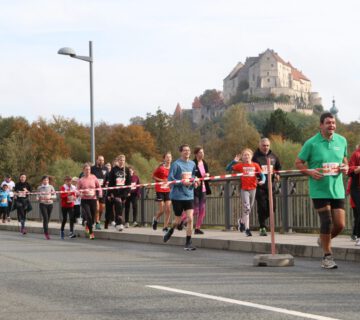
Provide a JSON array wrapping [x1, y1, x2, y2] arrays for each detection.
[[263, 109, 302, 142], [47, 158, 82, 188], [128, 152, 159, 183], [269, 135, 302, 170]]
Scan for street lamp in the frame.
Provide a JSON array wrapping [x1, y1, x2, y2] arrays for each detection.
[[58, 41, 95, 164]]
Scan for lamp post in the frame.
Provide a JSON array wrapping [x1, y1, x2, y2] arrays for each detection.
[[58, 41, 95, 164]]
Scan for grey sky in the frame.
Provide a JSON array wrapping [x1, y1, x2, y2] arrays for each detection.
[[0, 0, 359, 125]]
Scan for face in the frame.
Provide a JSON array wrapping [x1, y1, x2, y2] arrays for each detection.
[[129, 168, 134, 176], [5, 177, 11, 182], [105, 163, 111, 171], [320, 117, 336, 137], [65, 179, 72, 186], [83, 166, 91, 176], [118, 157, 125, 167], [196, 149, 204, 160], [164, 153, 172, 164], [181, 146, 191, 159], [42, 177, 49, 185], [259, 140, 270, 155], [20, 175, 26, 183], [242, 151, 252, 162], [97, 156, 105, 167]]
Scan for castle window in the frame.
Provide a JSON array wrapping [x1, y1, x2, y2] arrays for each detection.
[[271, 64, 274, 67], [267, 78, 270, 82], [267, 72, 269, 76]]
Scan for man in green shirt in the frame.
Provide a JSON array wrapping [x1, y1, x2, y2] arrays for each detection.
[[295, 112, 348, 269]]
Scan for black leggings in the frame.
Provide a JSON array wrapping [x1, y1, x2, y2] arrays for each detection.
[[351, 188, 360, 237], [16, 199, 28, 225], [125, 194, 138, 223], [81, 199, 97, 233], [105, 197, 114, 226], [61, 207, 75, 232], [255, 187, 276, 229], [114, 197, 125, 226], [39, 203, 53, 234]]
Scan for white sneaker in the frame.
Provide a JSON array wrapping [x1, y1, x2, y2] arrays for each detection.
[[116, 224, 124, 231], [76, 218, 82, 225], [125, 222, 130, 228], [355, 239, 360, 246], [111, 221, 116, 227], [132, 221, 138, 227], [321, 255, 338, 269], [317, 237, 321, 247]]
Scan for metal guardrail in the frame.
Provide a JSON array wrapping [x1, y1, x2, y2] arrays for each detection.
[[10, 173, 353, 233]]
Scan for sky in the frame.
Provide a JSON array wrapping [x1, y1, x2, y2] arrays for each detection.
[[1, 0, 359, 126]]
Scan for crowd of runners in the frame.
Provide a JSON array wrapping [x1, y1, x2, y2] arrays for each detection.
[[0, 112, 359, 268]]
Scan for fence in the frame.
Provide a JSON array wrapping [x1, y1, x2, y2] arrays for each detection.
[[10, 173, 353, 233]]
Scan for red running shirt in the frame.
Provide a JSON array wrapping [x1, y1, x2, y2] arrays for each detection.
[[232, 162, 262, 190], [153, 165, 170, 193]]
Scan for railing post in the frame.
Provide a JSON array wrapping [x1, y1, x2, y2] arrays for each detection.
[[281, 175, 289, 233], [140, 187, 145, 226], [224, 181, 231, 230]]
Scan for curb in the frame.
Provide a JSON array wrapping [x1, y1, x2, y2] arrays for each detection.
[[1, 224, 359, 262]]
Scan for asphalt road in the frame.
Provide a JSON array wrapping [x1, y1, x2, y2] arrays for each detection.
[[0, 231, 359, 320]]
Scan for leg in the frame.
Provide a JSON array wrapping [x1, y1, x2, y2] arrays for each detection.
[[155, 201, 164, 220], [124, 197, 130, 223], [256, 188, 268, 229], [114, 197, 124, 226], [195, 193, 206, 231], [39, 204, 49, 234], [131, 195, 137, 222], [164, 201, 171, 228], [331, 208, 345, 239], [61, 207, 68, 232], [241, 190, 251, 230], [318, 206, 332, 254], [68, 207, 75, 233]]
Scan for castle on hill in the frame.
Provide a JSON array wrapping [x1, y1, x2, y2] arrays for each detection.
[[174, 49, 322, 125]]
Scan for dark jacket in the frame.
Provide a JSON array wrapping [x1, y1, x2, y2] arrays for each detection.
[[193, 158, 211, 197], [252, 148, 281, 190], [108, 166, 131, 198]]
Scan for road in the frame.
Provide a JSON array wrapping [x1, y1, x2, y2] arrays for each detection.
[[0, 231, 359, 320]]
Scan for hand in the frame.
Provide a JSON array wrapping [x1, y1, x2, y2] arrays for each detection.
[[310, 169, 323, 180], [234, 154, 241, 162], [258, 181, 265, 186], [339, 163, 349, 174]]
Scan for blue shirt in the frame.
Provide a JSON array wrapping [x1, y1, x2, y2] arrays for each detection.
[[168, 158, 196, 200], [0, 190, 11, 207]]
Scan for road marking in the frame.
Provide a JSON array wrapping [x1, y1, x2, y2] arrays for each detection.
[[147, 285, 340, 320]]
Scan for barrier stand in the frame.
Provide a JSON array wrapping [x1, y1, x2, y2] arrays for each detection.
[[253, 158, 294, 267]]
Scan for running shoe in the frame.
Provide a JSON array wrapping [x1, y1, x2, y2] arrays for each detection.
[[117, 224, 124, 231], [355, 239, 360, 247], [245, 229, 252, 237], [317, 237, 322, 247], [321, 255, 337, 269], [22, 228, 27, 235], [132, 221, 138, 227], [194, 229, 204, 235], [89, 233, 95, 240], [60, 230, 65, 240], [69, 232, 76, 239], [95, 222, 101, 230], [111, 221, 116, 227], [351, 234, 357, 241], [125, 222, 130, 228], [7, 217, 11, 222], [238, 219, 245, 232], [162, 227, 168, 233], [259, 227, 267, 236], [2, 219, 5, 223], [85, 225, 90, 235], [152, 217, 158, 230], [184, 240, 196, 251], [163, 228, 174, 243], [44, 233, 50, 240]]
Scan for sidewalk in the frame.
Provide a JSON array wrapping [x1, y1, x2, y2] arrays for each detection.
[[1, 220, 359, 262]]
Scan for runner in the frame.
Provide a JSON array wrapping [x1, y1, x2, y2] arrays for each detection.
[[152, 152, 172, 232], [0, 184, 11, 223], [60, 176, 77, 239], [295, 112, 348, 269], [91, 155, 109, 230], [71, 177, 82, 225], [226, 148, 265, 236], [163, 144, 198, 251], [107, 155, 131, 231], [77, 163, 102, 240], [124, 167, 140, 228], [14, 174, 32, 235], [347, 144, 360, 245], [1, 174, 15, 222], [193, 146, 211, 235], [252, 137, 281, 236], [37, 176, 57, 240], [104, 162, 115, 229]]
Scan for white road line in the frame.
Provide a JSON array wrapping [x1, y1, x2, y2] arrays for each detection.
[[147, 285, 340, 320]]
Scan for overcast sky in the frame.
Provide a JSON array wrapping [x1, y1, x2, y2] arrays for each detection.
[[1, 0, 359, 126]]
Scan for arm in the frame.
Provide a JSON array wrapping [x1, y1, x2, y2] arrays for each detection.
[[295, 157, 323, 180], [225, 155, 240, 172]]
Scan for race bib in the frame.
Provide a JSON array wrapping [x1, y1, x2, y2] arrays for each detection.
[[67, 195, 75, 203], [182, 172, 192, 180], [1, 198, 7, 204], [243, 167, 255, 177], [116, 177, 125, 186], [160, 182, 169, 189], [18, 192, 26, 198], [130, 182, 137, 190], [83, 190, 95, 197], [261, 165, 273, 175], [98, 179, 104, 186], [322, 163, 339, 176], [40, 194, 51, 202]]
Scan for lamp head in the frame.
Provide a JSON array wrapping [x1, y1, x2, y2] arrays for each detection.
[[57, 47, 76, 57]]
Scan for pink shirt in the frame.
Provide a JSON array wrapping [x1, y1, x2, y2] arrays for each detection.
[[77, 174, 102, 200], [198, 161, 207, 193]]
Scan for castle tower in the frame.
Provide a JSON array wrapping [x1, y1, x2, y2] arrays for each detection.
[[330, 97, 339, 116]]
